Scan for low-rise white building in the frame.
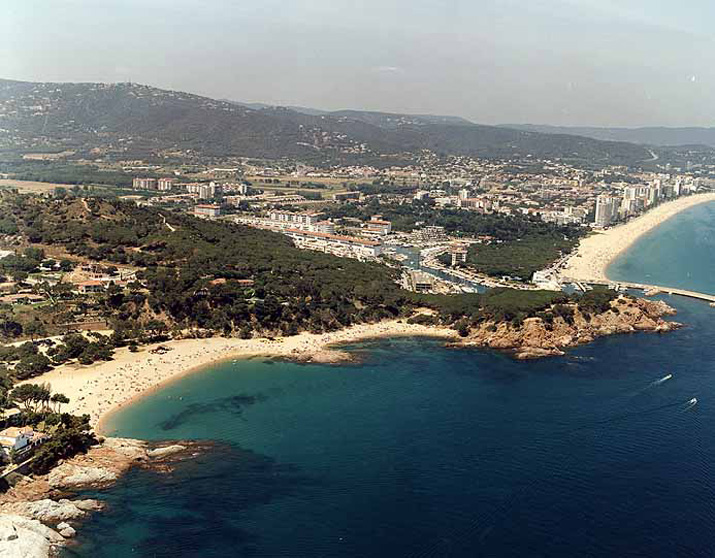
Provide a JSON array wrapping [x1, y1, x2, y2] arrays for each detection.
[[194, 204, 221, 218], [269, 210, 322, 228], [132, 177, 157, 190], [157, 178, 175, 191], [285, 229, 382, 260], [365, 217, 392, 236], [0, 426, 34, 455]]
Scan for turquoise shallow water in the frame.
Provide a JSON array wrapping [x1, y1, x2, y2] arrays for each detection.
[[65, 208, 715, 558], [607, 201, 715, 294]]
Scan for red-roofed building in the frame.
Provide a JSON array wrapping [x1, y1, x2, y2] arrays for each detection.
[[366, 217, 392, 236]]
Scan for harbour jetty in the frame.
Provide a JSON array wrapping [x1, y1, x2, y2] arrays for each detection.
[[584, 281, 715, 304]]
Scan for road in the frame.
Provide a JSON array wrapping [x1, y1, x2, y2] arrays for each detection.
[[644, 149, 659, 162]]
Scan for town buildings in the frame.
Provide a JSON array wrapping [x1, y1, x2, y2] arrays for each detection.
[[333, 191, 360, 201], [194, 204, 221, 218], [0, 426, 35, 456], [157, 177, 175, 191], [594, 195, 619, 227], [132, 177, 157, 190], [449, 244, 469, 266], [269, 210, 322, 228], [76, 280, 106, 294], [284, 229, 382, 260], [365, 216, 392, 236]]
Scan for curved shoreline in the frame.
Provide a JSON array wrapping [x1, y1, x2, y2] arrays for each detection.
[[25, 194, 715, 436], [561, 192, 715, 284], [24, 320, 458, 435]]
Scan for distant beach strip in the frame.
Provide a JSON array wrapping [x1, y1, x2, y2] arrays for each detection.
[[562, 192, 715, 284]]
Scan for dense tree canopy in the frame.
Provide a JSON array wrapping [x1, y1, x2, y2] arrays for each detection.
[[0, 194, 413, 335]]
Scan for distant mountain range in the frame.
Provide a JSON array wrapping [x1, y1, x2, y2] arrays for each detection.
[[221, 100, 330, 116], [505, 124, 715, 148], [0, 78, 651, 165], [226, 100, 475, 125]]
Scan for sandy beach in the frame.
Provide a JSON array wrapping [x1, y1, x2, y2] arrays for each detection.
[[25, 320, 457, 432], [21, 194, 715, 435], [561, 192, 715, 283]]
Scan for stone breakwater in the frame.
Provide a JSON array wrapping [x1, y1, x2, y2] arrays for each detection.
[[451, 296, 680, 359], [0, 437, 200, 558]]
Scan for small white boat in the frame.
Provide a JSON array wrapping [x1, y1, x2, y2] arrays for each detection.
[[689, 397, 698, 405]]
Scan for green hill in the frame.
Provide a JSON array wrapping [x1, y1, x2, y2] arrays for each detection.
[[0, 78, 650, 165]]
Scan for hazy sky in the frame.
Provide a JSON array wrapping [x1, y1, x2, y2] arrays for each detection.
[[2, 0, 714, 127]]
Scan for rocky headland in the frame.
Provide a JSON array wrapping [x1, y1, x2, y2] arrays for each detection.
[[0, 437, 200, 558], [451, 296, 679, 359]]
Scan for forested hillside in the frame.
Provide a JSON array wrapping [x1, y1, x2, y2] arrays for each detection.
[[0, 79, 650, 165], [0, 192, 657, 379], [0, 195, 411, 335]]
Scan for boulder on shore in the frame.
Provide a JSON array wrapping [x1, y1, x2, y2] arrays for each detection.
[[48, 464, 118, 490], [0, 498, 100, 523], [146, 445, 187, 459], [58, 525, 76, 538], [0, 514, 62, 558]]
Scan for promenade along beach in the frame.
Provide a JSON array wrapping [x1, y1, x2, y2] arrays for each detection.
[[562, 192, 715, 284]]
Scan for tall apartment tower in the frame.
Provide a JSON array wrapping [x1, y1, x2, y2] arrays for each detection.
[[594, 195, 617, 227]]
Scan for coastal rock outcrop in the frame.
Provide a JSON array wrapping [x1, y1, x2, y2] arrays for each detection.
[[48, 464, 118, 490], [290, 347, 353, 364], [455, 295, 680, 359], [0, 498, 101, 523], [0, 514, 63, 558], [0, 437, 203, 557], [100, 437, 149, 461], [56, 522, 76, 538], [146, 444, 187, 459]]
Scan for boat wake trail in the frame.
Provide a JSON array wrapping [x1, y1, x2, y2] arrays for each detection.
[[409, 395, 697, 558], [653, 373, 673, 385], [630, 373, 673, 397], [565, 399, 686, 434]]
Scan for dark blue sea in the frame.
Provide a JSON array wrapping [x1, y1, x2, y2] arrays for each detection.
[[65, 204, 715, 558]]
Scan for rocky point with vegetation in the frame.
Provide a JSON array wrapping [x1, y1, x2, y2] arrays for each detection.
[[455, 292, 678, 358]]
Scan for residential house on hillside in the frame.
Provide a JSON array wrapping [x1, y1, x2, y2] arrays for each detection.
[[0, 426, 35, 456], [76, 280, 106, 294]]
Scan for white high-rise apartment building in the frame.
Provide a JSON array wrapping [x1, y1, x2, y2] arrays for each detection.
[[594, 195, 617, 227]]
